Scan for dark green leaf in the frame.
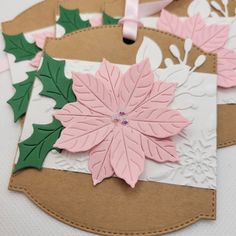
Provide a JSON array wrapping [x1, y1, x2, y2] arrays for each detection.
[[14, 119, 63, 172], [103, 12, 120, 25], [57, 6, 91, 34], [3, 33, 40, 62], [37, 53, 76, 109], [8, 71, 37, 122]]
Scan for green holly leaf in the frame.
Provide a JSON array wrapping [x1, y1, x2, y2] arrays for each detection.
[[57, 6, 91, 34], [8, 71, 37, 122], [14, 119, 63, 172], [103, 12, 120, 25], [3, 33, 40, 62], [37, 53, 76, 109]]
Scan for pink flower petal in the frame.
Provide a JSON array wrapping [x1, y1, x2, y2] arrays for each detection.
[[217, 48, 236, 88], [30, 51, 43, 68], [54, 118, 113, 152], [134, 81, 176, 112], [32, 31, 55, 49], [183, 14, 206, 39], [54, 102, 103, 127], [96, 59, 122, 108], [89, 133, 114, 185], [191, 24, 229, 53], [129, 108, 190, 138], [111, 126, 145, 188], [158, 10, 186, 38], [119, 59, 153, 113], [141, 135, 179, 163], [72, 72, 116, 116]]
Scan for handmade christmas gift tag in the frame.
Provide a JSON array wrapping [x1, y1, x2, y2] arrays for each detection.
[[9, 14, 218, 234]]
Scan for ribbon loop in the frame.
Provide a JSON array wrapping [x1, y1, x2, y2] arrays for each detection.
[[120, 0, 174, 41]]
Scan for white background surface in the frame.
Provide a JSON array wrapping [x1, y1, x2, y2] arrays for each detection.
[[0, 1, 236, 235]]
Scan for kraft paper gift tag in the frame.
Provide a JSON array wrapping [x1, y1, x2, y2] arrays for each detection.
[[10, 23, 217, 235]]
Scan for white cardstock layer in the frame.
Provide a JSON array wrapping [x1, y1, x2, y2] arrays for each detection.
[[16, 36, 217, 189], [6, 26, 54, 84], [56, 13, 236, 105]]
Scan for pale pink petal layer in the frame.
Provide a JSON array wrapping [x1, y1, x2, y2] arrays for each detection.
[[54, 118, 113, 152], [191, 24, 229, 53], [54, 102, 103, 127], [89, 133, 114, 185], [129, 108, 190, 138], [111, 126, 145, 188], [183, 14, 205, 39], [158, 10, 186, 38], [32, 31, 55, 49], [72, 72, 116, 116], [30, 51, 43, 68], [217, 48, 236, 88], [134, 81, 176, 112], [96, 59, 122, 107], [141, 135, 179, 163], [119, 59, 153, 113]]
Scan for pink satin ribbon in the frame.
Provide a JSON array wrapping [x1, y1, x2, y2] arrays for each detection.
[[120, 0, 174, 41]]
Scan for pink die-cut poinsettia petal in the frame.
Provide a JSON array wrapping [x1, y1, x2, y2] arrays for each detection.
[[141, 135, 179, 163], [158, 10, 186, 38], [72, 72, 116, 116], [111, 126, 145, 188], [96, 59, 122, 106], [129, 108, 190, 138], [134, 81, 177, 112], [30, 51, 43, 68], [54, 102, 103, 127], [183, 14, 206, 39], [191, 24, 229, 53], [217, 48, 236, 88], [54, 118, 113, 152], [32, 31, 55, 49], [89, 133, 114, 185], [119, 59, 153, 113]]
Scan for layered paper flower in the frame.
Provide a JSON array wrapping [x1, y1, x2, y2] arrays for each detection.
[[54, 59, 190, 187], [157, 10, 236, 88]]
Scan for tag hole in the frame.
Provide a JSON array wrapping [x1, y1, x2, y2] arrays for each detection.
[[123, 38, 135, 45]]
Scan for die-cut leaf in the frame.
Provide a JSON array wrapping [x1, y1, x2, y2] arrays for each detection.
[[8, 70, 37, 122], [103, 12, 119, 25], [57, 6, 91, 34], [14, 119, 63, 172], [37, 54, 76, 109], [3, 33, 40, 62]]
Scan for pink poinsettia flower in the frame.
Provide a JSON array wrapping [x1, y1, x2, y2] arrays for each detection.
[[54, 59, 190, 188], [30, 31, 55, 68], [157, 10, 236, 88]]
